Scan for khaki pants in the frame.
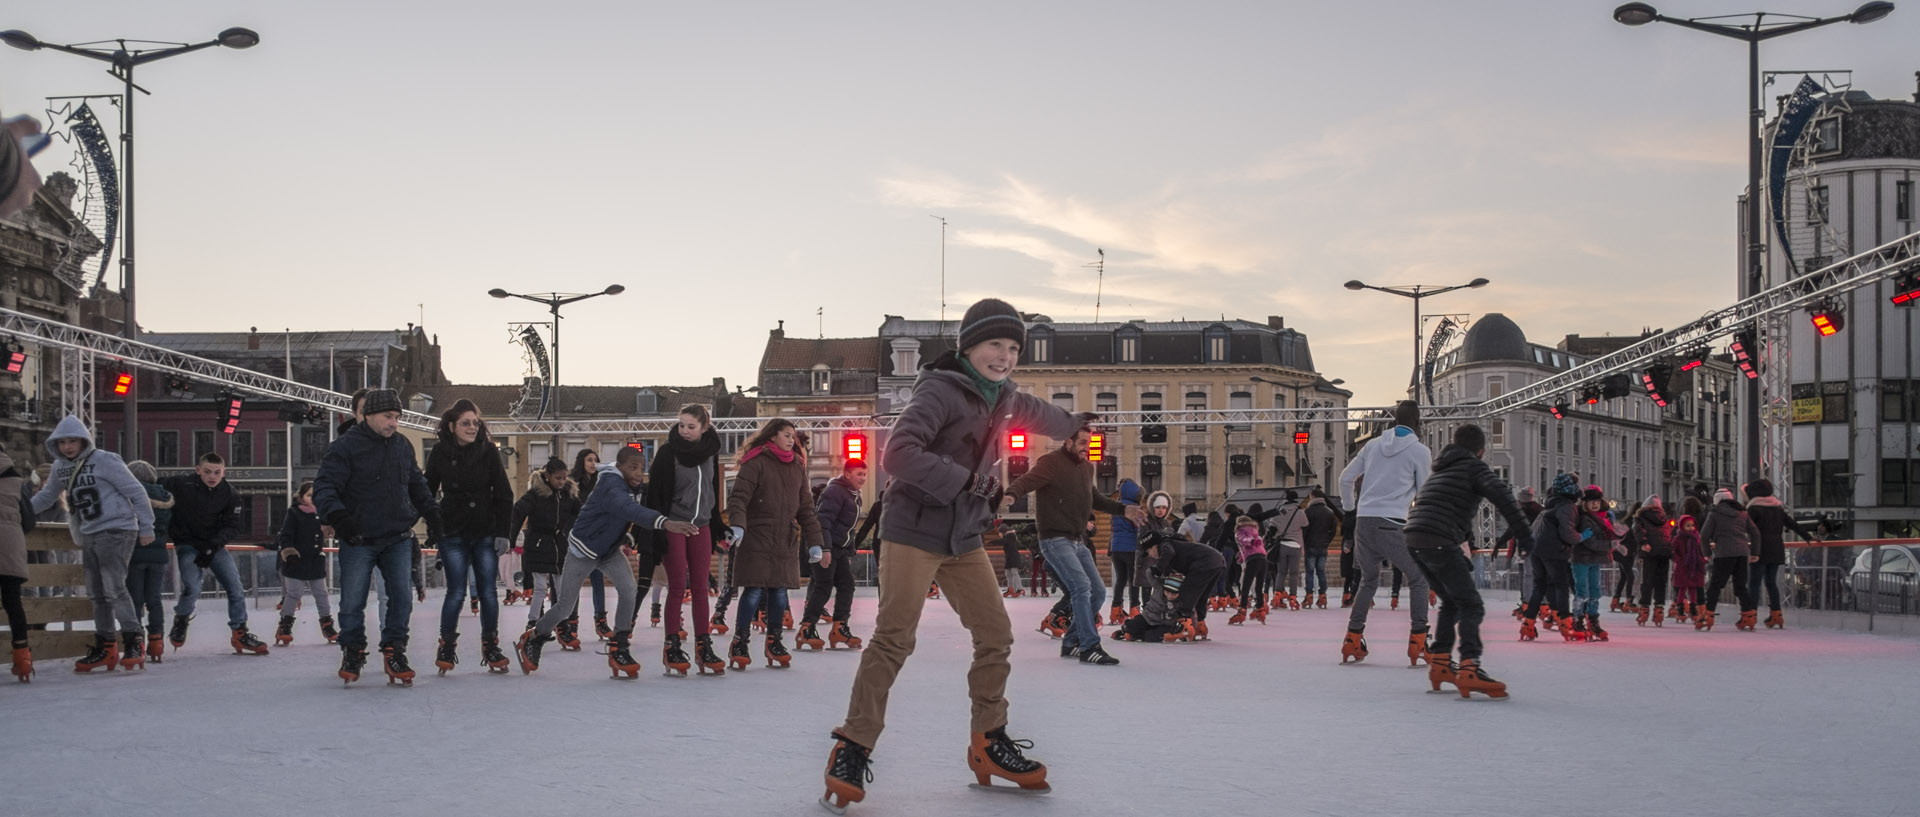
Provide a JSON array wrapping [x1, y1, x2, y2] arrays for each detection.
[[838, 541, 1013, 748]]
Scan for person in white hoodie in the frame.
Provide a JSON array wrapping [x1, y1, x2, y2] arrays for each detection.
[[1336, 401, 1433, 663], [30, 415, 156, 672]]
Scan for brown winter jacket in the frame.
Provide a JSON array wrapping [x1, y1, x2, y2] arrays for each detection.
[[1005, 447, 1127, 542], [725, 447, 824, 589], [0, 450, 28, 580]]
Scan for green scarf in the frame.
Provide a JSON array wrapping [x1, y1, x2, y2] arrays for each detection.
[[958, 356, 1004, 407]]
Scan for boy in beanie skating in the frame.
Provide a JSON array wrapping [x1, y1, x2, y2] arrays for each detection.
[[1403, 424, 1531, 699], [1519, 473, 1585, 640], [314, 389, 443, 685], [824, 298, 1088, 813]]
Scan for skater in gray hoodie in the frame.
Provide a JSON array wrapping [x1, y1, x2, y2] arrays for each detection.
[[30, 415, 155, 672], [1336, 400, 1433, 664]]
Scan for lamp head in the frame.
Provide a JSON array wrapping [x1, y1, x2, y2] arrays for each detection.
[[217, 27, 260, 48], [603, 284, 626, 296], [1851, 1, 1894, 23], [1343, 280, 1367, 291], [0, 30, 42, 51], [488, 289, 510, 299], [1329, 379, 1346, 386], [1613, 2, 1659, 25], [1467, 277, 1490, 288]]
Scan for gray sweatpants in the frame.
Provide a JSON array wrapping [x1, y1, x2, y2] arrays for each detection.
[[1347, 517, 1429, 631], [78, 528, 143, 635], [534, 549, 636, 637], [525, 571, 556, 628], [281, 577, 333, 617]]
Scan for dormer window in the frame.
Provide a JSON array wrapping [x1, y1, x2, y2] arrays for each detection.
[[1115, 325, 1141, 364], [1028, 325, 1053, 364], [1204, 324, 1230, 363], [811, 364, 831, 394]]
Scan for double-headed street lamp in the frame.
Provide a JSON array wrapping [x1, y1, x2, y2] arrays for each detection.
[[1612, 1, 1892, 481], [1343, 278, 1488, 383], [3, 26, 259, 454], [489, 285, 624, 419]]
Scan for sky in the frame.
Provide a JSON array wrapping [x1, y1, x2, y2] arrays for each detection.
[[4, 1, 1917, 408]]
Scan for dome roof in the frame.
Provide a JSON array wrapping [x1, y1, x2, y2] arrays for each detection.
[[1460, 313, 1530, 363]]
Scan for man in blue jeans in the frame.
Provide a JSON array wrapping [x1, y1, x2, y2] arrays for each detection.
[[315, 389, 442, 685], [1003, 428, 1145, 666], [164, 452, 270, 655]]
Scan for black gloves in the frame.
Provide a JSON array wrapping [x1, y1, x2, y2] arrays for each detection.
[[423, 509, 445, 548], [966, 473, 1002, 502], [192, 546, 215, 569], [327, 511, 363, 546]]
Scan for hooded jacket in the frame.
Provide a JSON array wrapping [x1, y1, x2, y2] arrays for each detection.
[[1571, 507, 1622, 565], [725, 446, 824, 589], [1339, 426, 1432, 519], [1633, 505, 1673, 558], [0, 449, 28, 580], [1744, 496, 1807, 565], [1267, 500, 1309, 547], [30, 415, 154, 538], [131, 482, 175, 566], [1529, 495, 1582, 562], [569, 463, 670, 560], [815, 474, 863, 550], [1302, 498, 1337, 553], [1403, 444, 1534, 550], [1699, 498, 1761, 560], [511, 474, 580, 575], [1233, 524, 1267, 562], [1108, 479, 1143, 553], [313, 421, 439, 542], [881, 351, 1081, 557], [1671, 519, 1708, 586], [424, 434, 514, 542]]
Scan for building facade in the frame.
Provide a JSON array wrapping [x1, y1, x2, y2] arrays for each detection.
[[1760, 83, 1920, 538], [754, 322, 879, 485]]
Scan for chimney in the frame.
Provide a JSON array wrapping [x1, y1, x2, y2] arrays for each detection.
[[1267, 315, 1285, 330], [247, 327, 259, 351], [773, 320, 785, 339], [1913, 70, 1919, 102]]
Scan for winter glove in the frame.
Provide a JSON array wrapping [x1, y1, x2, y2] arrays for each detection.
[[494, 536, 513, 555], [965, 473, 1002, 502], [1579, 528, 1595, 542], [422, 510, 445, 548], [327, 512, 364, 546], [192, 546, 215, 569], [808, 545, 823, 564], [729, 526, 745, 545]]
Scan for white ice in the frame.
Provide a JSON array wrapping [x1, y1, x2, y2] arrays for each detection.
[[6, 589, 1917, 817]]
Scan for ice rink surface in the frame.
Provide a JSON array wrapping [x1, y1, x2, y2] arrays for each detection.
[[6, 589, 1916, 817]]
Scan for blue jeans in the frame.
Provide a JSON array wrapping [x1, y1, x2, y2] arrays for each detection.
[[1571, 563, 1603, 615], [734, 586, 790, 635], [338, 535, 415, 651], [438, 537, 500, 637], [1038, 537, 1104, 650], [174, 546, 249, 630], [1303, 553, 1328, 594]]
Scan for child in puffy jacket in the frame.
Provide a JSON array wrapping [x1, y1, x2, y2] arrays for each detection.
[[1568, 486, 1623, 640], [1670, 515, 1707, 621], [1233, 516, 1268, 614]]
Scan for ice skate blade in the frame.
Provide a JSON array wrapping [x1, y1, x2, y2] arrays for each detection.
[[819, 794, 848, 815], [970, 782, 1052, 795], [1456, 694, 1510, 702]]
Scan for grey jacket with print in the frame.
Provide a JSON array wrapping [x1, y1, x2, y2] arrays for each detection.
[[879, 352, 1081, 558]]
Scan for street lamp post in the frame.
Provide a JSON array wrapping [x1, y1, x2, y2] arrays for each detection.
[[1343, 278, 1489, 387], [1611, 1, 1893, 482], [488, 286, 625, 420], [3, 27, 259, 455]]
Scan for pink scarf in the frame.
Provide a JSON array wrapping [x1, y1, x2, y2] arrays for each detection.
[[737, 443, 798, 467], [297, 501, 316, 515]]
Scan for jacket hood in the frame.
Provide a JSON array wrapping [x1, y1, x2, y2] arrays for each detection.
[[1747, 495, 1783, 509], [1637, 506, 1669, 526], [529, 474, 575, 499], [1432, 444, 1477, 471], [1715, 498, 1746, 513], [1119, 479, 1142, 504], [45, 414, 94, 460], [1373, 430, 1423, 459], [1145, 490, 1174, 512]]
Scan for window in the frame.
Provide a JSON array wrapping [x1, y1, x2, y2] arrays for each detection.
[[267, 430, 287, 467], [1486, 377, 1504, 400], [1540, 423, 1548, 451], [1899, 180, 1914, 222], [1489, 419, 1505, 447], [1115, 327, 1140, 364], [300, 428, 331, 465], [1183, 455, 1208, 501], [1140, 455, 1163, 492], [155, 431, 179, 468], [1228, 391, 1253, 432], [1795, 459, 1853, 506], [1184, 391, 1208, 432], [1811, 116, 1841, 155], [1808, 185, 1830, 225], [268, 499, 289, 539], [1095, 392, 1118, 413], [1204, 326, 1230, 363], [231, 431, 253, 467], [1572, 427, 1579, 456], [1884, 380, 1910, 423], [1883, 458, 1918, 507], [1140, 392, 1165, 443], [811, 366, 831, 395], [193, 431, 216, 461], [1051, 392, 1075, 412], [1028, 327, 1052, 364], [235, 497, 255, 542]]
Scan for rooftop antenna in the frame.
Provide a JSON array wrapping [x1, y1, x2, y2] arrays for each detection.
[[1085, 248, 1105, 322], [930, 215, 948, 336], [817, 306, 824, 339]]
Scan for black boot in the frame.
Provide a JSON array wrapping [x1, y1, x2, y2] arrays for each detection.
[[694, 635, 725, 675], [319, 615, 339, 644], [648, 603, 662, 628], [728, 634, 752, 670], [822, 732, 874, 813], [338, 647, 367, 684], [596, 613, 613, 640], [481, 631, 511, 673], [168, 614, 191, 648], [515, 628, 554, 674], [663, 632, 691, 675], [435, 633, 459, 675], [557, 616, 582, 650], [381, 643, 414, 686], [608, 630, 640, 679], [275, 615, 295, 646]]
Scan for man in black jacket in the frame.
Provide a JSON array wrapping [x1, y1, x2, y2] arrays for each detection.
[[1403, 424, 1532, 700], [800, 460, 869, 650], [165, 453, 269, 655], [1301, 489, 1337, 609]]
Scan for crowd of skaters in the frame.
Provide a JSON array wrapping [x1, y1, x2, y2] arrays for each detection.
[[0, 293, 1830, 815]]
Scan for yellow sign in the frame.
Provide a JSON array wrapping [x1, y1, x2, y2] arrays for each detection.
[[1791, 397, 1823, 424]]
